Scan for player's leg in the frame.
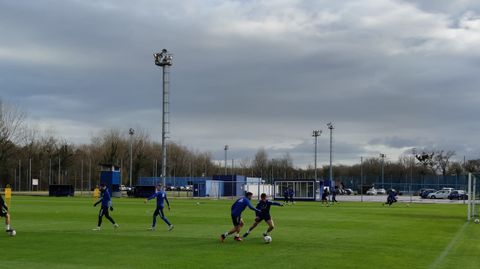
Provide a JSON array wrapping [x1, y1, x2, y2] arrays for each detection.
[[152, 207, 160, 228], [221, 215, 241, 242], [243, 217, 261, 237], [103, 206, 118, 227], [94, 207, 105, 230], [234, 218, 244, 241], [1, 210, 11, 231], [265, 218, 275, 235], [159, 208, 174, 230]]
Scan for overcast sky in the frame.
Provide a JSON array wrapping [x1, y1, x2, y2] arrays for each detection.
[[1, 0, 480, 167]]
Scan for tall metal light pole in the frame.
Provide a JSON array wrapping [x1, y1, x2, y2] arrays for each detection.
[[327, 122, 334, 184], [380, 153, 386, 188], [312, 130, 322, 181], [224, 145, 229, 175], [129, 128, 135, 187], [154, 49, 173, 189]]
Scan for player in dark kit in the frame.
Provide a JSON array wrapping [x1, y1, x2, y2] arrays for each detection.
[[220, 192, 261, 242], [384, 189, 398, 206], [288, 188, 295, 204], [145, 185, 173, 231], [283, 189, 289, 204], [93, 184, 119, 231], [243, 193, 283, 238], [0, 195, 13, 233]]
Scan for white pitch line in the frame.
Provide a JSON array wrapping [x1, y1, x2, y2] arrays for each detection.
[[428, 221, 469, 269]]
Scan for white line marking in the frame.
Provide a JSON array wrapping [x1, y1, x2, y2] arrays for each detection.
[[428, 221, 469, 269]]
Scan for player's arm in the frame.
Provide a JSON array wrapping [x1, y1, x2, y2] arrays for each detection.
[[246, 199, 261, 213], [93, 198, 102, 207], [144, 192, 157, 203], [269, 201, 284, 207]]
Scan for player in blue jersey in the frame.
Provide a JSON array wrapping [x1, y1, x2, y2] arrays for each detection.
[[144, 185, 173, 231], [243, 193, 283, 238], [283, 189, 289, 204], [288, 188, 295, 204], [0, 194, 12, 233], [384, 189, 398, 206], [93, 184, 119, 231], [220, 192, 261, 242]]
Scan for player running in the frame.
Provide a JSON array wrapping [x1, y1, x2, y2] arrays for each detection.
[[144, 185, 173, 231], [93, 183, 119, 231], [243, 193, 283, 238], [220, 192, 261, 242], [0, 194, 13, 233]]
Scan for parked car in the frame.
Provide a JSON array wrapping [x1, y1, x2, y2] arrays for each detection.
[[420, 189, 436, 199], [448, 190, 468, 200], [344, 188, 354, 195], [427, 190, 452, 199], [366, 188, 377, 195], [441, 187, 454, 192], [377, 188, 387, 195]]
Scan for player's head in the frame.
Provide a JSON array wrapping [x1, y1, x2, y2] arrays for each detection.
[[99, 183, 106, 190], [246, 192, 253, 200], [156, 184, 163, 191], [260, 193, 267, 200]]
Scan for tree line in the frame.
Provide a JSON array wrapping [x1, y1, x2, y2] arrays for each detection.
[[0, 99, 477, 190]]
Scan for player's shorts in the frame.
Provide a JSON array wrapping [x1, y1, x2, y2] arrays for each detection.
[[255, 214, 271, 222], [231, 215, 242, 226], [0, 209, 7, 217]]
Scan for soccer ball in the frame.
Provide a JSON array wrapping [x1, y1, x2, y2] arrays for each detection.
[[263, 235, 272, 243], [8, 230, 16, 237], [475, 219, 480, 224]]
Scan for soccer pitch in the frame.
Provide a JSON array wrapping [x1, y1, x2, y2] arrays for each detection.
[[3, 196, 479, 269]]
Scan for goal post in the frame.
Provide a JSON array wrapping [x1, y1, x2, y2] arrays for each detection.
[[467, 173, 479, 221]]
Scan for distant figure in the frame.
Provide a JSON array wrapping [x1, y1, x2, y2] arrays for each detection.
[[332, 186, 339, 204], [144, 184, 173, 231], [220, 192, 261, 242], [288, 188, 295, 204], [243, 193, 283, 238], [93, 183, 119, 231], [0, 194, 12, 233], [321, 187, 330, 206], [283, 189, 289, 204], [384, 189, 398, 206]]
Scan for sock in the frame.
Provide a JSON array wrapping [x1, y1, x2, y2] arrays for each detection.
[[6, 224, 11, 230], [223, 232, 229, 237], [235, 233, 240, 238]]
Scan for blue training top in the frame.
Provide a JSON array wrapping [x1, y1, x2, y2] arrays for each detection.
[[256, 199, 282, 216], [147, 190, 170, 208], [100, 188, 112, 207], [231, 196, 259, 217]]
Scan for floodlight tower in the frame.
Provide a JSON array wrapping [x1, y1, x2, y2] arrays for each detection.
[[327, 122, 334, 184], [128, 128, 135, 187], [154, 49, 173, 189], [380, 153, 386, 188], [224, 145, 229, 175], [312, 130, 322, 181]]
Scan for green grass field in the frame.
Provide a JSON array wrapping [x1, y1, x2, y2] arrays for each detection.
[[2, 196, 479, 269]]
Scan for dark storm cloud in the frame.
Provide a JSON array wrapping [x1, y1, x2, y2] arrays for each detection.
[[1, 0, 480, 166]]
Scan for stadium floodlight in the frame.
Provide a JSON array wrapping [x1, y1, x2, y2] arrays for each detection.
[[380, 153, 386, 188], [129, 128, 135, 188], [327, 122, 334, 184], [312, 130, 322, 182], [154, 49, 173, 189], [224, 145, 229, 175]]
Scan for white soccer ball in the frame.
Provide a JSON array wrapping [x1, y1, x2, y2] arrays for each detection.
[[264, 235, 272, 243], [475, 219, 480, 224], [9, 230, 16, 237]]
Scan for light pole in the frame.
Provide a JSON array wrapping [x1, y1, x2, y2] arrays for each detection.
[[312, 130, 322, 181], [154, 49, 173, 189], [129, 128, 135, 187], [380, 153, 386, 188], [224, 145, 229, 175], [327, 122, 334, 185]]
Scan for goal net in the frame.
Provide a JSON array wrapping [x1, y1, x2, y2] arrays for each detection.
[[467, 173, 480, 221]]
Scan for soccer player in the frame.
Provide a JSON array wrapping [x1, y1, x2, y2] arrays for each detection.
[[321, 187, 330, 206], [220, 192, 261, 242], [283, 189, 289, 205], [0, 194, 12, 233], [144, 184, 173, 231], [93, 183, 119, 231], [331, 186, 339, 204], [288, 188, 295, 204], [384, 189, 398, 206], [243, 193, 283, 238]]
